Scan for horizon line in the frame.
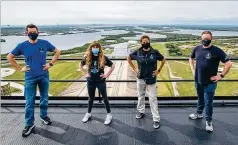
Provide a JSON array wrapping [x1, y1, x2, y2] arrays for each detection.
[[2, 24, 238, 27]]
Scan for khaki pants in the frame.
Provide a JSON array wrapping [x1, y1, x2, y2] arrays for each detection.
[[137, 79, 160, 121]]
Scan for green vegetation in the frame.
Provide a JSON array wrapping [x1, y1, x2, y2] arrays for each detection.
[[150, 43, 174, 96], [156, 63, 174, 96], [103, 49, 114, 55], [3, 66, 25, 86], [10, 87, 22, 94], [138, 25, 238, 32], [166, 43, 182, 56], [168, 61, 196, 96], [2, 25, 238, 97], [151, 43, 166, 55], [215, 68, 238, 96], [48, 61, 82, 96], [2, 61, 82, 96], [152, 32, 199, 42], [1, 25, 99, 36], [154, 42, 238, 97], [165, 39, 238, 58]]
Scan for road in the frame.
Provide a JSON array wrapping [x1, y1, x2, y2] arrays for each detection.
[[60, 61, 138, 97], [162, 44, 181, 96], [60, 42, 138, 97]]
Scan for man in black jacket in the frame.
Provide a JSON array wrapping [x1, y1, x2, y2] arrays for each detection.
[[127, 35, 166, 129]]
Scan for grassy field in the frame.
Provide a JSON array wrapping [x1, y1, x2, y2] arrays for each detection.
[[157, 63, 174, 96], [168, 61, 196, 96], [152, 43, 174, 96], [10, 86, 22, 93], [2, 41, 237, 97], [164, 40, 238, 97], [132, 60, 173, 97], [131, 43, 174, 96], [151, 43, 166, 55], [215, 67, 238, 96], [168, 39, 238, 58], [2, 61, 82, 96]]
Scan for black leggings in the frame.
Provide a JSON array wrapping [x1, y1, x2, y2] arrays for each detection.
[[87, 81, 111, 113]]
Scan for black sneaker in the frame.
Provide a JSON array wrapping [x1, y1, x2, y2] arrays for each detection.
[[153, 121, 161, 129], [40, 116, 52, 125], [136, 113, 145, 119], [22, 125, 35, 137]]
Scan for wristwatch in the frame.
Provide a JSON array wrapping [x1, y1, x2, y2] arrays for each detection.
[[49, 62, 54, 67], [220, 74, 224, 78]]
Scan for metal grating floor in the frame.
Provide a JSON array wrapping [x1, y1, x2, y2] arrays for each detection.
[[1, 107, 238, 145]]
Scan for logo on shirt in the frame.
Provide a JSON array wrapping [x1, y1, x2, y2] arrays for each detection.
[[39, 48, 44, 52], [206, 53, 211, 59], [150, 54, 154, 60], [225, 55, 229, 61], [91, 61, 99, 74]]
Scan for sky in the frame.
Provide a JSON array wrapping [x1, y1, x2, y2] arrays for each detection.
[[1, 1, 238, 25]]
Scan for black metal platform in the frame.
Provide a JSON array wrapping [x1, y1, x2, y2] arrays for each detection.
[[1, 107, 238, 145]]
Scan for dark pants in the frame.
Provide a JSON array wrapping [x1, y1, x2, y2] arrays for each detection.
[[87, 81, 111, 113], [24, 74, 49, 126], [195, 82, 217, 122]]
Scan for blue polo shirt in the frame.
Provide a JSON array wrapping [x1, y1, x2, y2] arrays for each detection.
[[11, 39, 56, 78], [190, 45, 229, 84]]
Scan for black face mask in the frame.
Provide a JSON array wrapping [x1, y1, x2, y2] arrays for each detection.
[[28, 33, 38, 41], [202, 39, 211, 46], [142, 43, 150, 50]]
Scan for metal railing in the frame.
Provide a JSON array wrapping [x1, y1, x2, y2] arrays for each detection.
[[1, 58, 238, 101]]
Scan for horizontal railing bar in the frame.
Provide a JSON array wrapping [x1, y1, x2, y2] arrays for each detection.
[[1, 79, 238, 82], [1, 96, 238, 100], [2, 102, 238, 108], [1, 58, 238, 61]]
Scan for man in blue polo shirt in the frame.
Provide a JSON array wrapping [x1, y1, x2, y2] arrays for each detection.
[[7, 24, 61, 137], [189, 31, 232, 132]]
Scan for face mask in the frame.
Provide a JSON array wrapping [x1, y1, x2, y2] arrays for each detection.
[[92, 48, 100, 55], [28, 33, 38, 41], [142, 43, 150, 49], [202, 39, 211, 46]]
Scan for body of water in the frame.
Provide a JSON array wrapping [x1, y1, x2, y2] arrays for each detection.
[[167, 29, 238, 36], [97, 29, 129, 35], [122, 32, 167, 40], [0, 30, 129, 54], [2, 28, 238, 54]]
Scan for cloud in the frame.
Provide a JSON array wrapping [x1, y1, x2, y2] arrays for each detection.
[[1, 1, 238, 25]]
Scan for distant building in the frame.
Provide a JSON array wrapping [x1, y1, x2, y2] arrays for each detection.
[[128, 40, 138, 44], [103, 45, 114, 49], [39, 32, 50, 36]]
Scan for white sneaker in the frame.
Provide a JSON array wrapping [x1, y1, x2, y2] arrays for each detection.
[[205, 121, 213, 132], [82, 113, 92, 123], [189, 113, 203, 120], [104, 113, 112, 125]]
